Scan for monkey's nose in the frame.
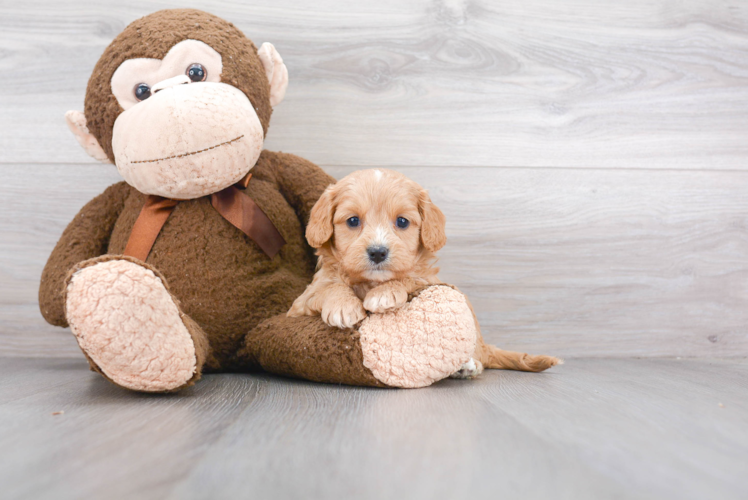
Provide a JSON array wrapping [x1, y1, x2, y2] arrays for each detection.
[[367, 246, 389, 264], [152, 75, 191, 94]]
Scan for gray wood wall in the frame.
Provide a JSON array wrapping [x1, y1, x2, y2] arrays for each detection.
[[2, 0, 748, 358]]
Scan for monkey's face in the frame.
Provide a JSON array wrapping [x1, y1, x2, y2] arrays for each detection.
[[110, 40, 264, 199], [66, 10, 288, 200]]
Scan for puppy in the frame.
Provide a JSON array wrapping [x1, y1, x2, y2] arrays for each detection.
[[288, 168, 443, 327], [288, 168, 562, 377]]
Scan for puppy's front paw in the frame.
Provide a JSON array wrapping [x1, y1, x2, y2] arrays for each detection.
[[321, 298, 366, 329], [364, 285, 408, 314]]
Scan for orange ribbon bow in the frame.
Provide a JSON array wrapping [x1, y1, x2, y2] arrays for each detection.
[[123, 173, 286, 262]]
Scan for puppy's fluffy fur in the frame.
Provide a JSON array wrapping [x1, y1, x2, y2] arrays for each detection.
[[289, 169, 561, 376], [289, 168, 444, 328]]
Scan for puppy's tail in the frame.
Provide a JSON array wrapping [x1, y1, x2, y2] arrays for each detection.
[[456, 292, 562, 373], [480, 343, 562, 372]]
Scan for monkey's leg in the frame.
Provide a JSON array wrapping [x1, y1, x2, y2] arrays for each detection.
[[64, 256, 209, 392], [236, 285, 478, 388]]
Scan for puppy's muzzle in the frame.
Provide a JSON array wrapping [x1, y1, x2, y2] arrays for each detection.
[[367, 245, 389, 264]]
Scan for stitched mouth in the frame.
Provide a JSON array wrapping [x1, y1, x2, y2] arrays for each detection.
[[130, 135, 244, 164]]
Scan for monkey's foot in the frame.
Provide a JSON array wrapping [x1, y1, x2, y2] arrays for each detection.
[[358, 285, 476, 388], [66, 258, 198, 392]]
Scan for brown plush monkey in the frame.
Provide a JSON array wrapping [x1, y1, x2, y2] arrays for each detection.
[[39, 9, 558, 392]]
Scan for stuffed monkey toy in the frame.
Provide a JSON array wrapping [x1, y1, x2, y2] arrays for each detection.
[[39, 9, 558, 392]]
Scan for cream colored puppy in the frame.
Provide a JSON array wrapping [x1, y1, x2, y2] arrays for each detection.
[[288, 168, 562, 378], [288, 168, 445, 328]]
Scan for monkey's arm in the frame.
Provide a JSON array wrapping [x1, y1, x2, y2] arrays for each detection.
[[39, 181, 132, 327], [268, 151, 336, 226]]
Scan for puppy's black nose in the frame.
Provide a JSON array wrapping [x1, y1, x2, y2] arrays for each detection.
[[367, 246, 389, 264]]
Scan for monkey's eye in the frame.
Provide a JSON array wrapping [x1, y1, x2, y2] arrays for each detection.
[[396, 217, 410, 229], [186, 63, 207, 82], [134, 83, 151, 101], [346, 217, 360, 228]]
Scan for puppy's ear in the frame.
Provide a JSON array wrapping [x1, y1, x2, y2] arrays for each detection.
[[419, 189, 447, 252], [306, 184, 336, 248]]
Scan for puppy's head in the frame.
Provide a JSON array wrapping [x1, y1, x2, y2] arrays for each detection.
[[307, 169, 446, 282]]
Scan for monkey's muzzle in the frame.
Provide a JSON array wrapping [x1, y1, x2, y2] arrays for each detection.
[[112, 82, 265, 199]]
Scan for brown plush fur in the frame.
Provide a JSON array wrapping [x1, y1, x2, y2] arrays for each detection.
[[39, 9, 558, 391], [40, 9, 404, 389], [84, 9, 273, 161], [41, 150, 336, 372], [237, 314, 385, 387]]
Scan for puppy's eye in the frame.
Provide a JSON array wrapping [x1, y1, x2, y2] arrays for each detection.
[[134, 83, 151, 101], [346, 217, 360, 228], [396, 217, 410, 229], [186, 63, 207, 82]]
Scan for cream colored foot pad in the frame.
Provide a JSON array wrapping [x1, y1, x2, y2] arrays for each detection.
[[359, 286, 477, 388], [66, 260, 196, 391]]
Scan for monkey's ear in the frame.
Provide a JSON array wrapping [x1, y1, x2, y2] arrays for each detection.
[[65, 110, 111, 163], [258, 42, 288, 107], [306, 184, 336, 248]]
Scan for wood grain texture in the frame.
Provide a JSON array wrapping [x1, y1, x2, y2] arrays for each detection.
[[2, 1, 748, 358], [328, 166, 748, 358], [1, 357, 746, 500], [1, 0, 748, 168], [0, 358, 261, 500], [0, 164, 122, 358], [5, 164, 748, 358], [3, 4, 747, 498]]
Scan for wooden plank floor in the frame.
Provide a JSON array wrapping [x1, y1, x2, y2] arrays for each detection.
[[4, 0, 748, 169], [2, 356, 746, 500], [5, 163, 748, 358], [2, 3, 746, 499], [3, 0, 748, 358]]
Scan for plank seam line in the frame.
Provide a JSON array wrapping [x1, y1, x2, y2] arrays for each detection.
[[5, 162, 748, 174]]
